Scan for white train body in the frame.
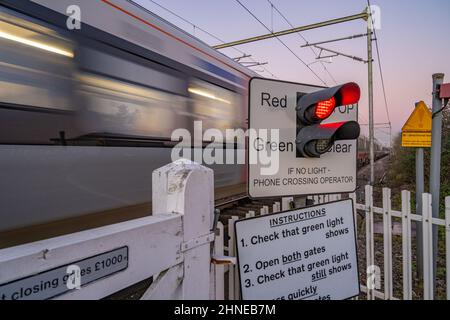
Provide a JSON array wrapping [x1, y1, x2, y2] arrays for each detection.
[[0, 0, 257, 232]]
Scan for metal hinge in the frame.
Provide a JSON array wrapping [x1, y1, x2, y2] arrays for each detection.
[[181, 232, 215, 252], [211, 255, 237, 265]]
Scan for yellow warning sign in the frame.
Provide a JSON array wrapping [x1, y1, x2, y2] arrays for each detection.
[[401, 101, 432, 147], [401, 132, 431, 147]]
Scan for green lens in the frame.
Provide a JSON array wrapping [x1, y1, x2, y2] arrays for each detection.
[[315, 139, 331, 153]]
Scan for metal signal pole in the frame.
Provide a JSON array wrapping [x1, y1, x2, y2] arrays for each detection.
[[430, 73, 444, 293], [416, 145, 424, 278], [367, 8, 375, 185]]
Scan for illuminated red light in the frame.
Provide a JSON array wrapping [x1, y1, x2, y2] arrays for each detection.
[[319, 121, 345, 129], [315, 96, 336, 119], [340, 82, 361, 105]]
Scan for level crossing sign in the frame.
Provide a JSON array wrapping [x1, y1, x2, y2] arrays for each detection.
[[248, 78, 360, 198], [401, 101, 432, 148]]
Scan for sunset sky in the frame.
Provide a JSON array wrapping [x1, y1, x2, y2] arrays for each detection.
[[136, 0, 450, 146]]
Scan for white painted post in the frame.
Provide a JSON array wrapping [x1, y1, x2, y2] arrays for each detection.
[[282, 197, 293, 211], [228, 216, 239, 300], [313, 195, 319, 205], [233, 218, 241, 300], [349, 193, 358, 242], [365, 185, 375, 300], [260, 207, 266, 216], [272, 203, 279, 213], [151, 159, 214, 299], [422, 193, 434, 300], [382, 188, 393, 299], [349, 193, 358, 239], [319, 194, 324, 204], [247, 210, 255, 218], [214, 222, 225, 300], [401, 190, 412, 300], [445, 197, 450, 300]]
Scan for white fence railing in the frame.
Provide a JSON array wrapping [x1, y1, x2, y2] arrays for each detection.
[[352, 186, 450, 300], [223, 188, 450, 300]]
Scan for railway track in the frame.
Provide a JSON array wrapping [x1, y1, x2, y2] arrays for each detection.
[[356, 154, 390, 189], [216, 195, 284, 245], [214, 155, 391, 247], [0, 152, 390, 250], [0, 183, 248, 249], [216, 155, 390, 215]]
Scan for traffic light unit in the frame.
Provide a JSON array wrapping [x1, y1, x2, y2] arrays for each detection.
[[296, 82, 361, 158]]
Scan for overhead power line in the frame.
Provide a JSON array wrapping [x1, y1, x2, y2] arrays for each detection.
[[301, 33, 369, 48], [359, 122, 391, 126], [266, 0, 337, 84], [234, 0, 327, 85], [147, 0, 222, 44], [138, 0, 279, 78]]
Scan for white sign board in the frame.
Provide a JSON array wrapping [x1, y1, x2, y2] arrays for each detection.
[[235, 199, 359, 300], [248, 77, 357, 198], [0, 247, 128, 300]]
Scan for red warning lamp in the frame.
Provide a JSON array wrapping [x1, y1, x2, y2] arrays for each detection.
[[296, 82, 361, 158], [297, 82, 360, 125], [340, 82, 361, 106], [315, 96, 336, 119]]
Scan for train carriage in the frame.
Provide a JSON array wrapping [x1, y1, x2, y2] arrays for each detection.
[[0, 0, 257, 242]]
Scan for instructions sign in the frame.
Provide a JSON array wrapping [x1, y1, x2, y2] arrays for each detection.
[[248, 77, 358, 198], [401, 101, 432, 148], [0, 246, 128, 300], [235, 199, 359, 300]]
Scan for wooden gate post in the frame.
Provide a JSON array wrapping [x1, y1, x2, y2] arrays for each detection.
[[150, 159, 215, 300]]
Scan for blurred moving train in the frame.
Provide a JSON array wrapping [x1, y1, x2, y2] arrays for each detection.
[[0, 0, 256, 235], [0, 0, 384, 242], [357, 136, 389, 168]]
